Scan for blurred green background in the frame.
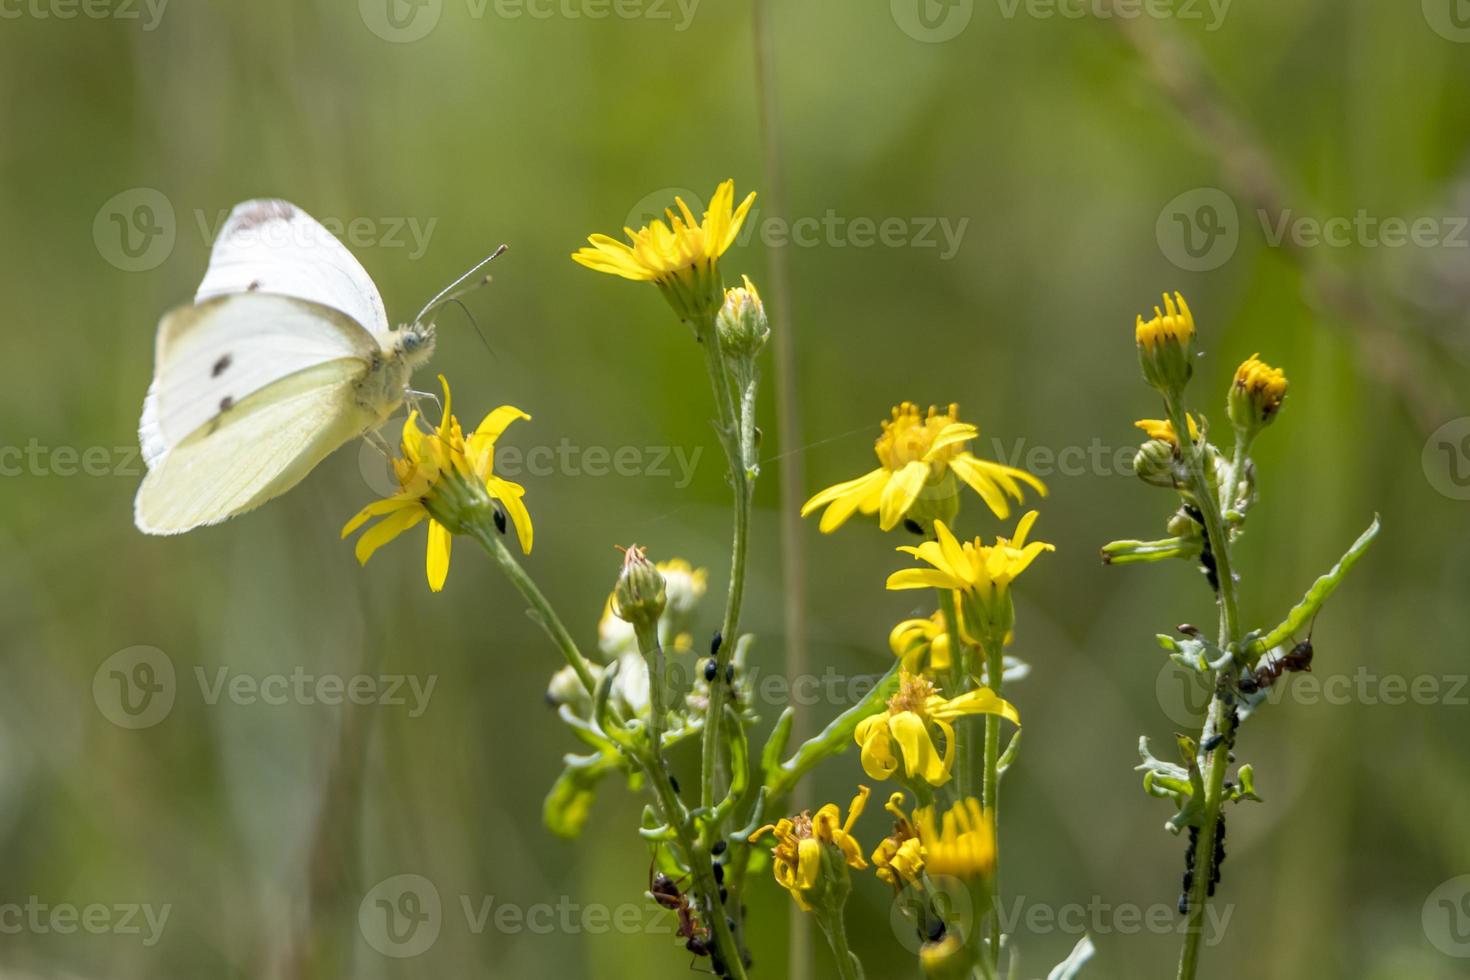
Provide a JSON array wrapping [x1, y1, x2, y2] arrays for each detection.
[[2, 0, 1469, 977]]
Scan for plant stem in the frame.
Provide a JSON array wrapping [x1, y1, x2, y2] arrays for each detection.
[[980, 632, 1005, 976], [815, 909, 865, 980], [470, 524, 599, 695], [1164, 397, 1245, 980], [695, 314, 755, 813], [937, 590, 974, 800]]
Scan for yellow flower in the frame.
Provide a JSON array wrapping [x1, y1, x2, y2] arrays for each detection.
[[342, 376, 533, 592], [1134, 413, 1200, 448], [872, 791, 925, 888], [1135, 291, 1195, 351], [1229, 352, 1288, 431], [750, 786, 870, 911], [914, 796, 995, 881], [1135, 291, 1196, 393], [889, 611, 963, 674], [886, 514, 1053, 638], [853, 672, 1017, 786], [572, 179, 756, 322], [802, 402, 1046, 533]]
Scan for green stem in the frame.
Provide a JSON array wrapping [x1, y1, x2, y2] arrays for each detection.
[[979, 632, 1004, 975], [695, 313, 755, 812], [938, 589, 974, 801], [470, 524, 599, 696], [1164, 397, 1246, 980], [814, 908, 865, 980]]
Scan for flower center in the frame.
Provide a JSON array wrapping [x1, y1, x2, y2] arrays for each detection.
[[875, 402, 963, 470], [888, 672, 938, 715]]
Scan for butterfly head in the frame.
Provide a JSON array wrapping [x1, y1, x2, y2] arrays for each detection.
[[391, 321, 437, 369]]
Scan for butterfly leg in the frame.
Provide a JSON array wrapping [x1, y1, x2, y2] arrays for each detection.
[[363, 427, 394, 459], [405, 388, 443, 416]]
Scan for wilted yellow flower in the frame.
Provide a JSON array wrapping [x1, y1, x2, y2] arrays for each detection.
[[886, 514, 1053, 638], [872, 791, 925, 888], [1229, 352, 1288, 432], [572, 179, 756, 321], [1134, 414, 1200, 448], [750, 786, 870, 911], [342, 376, 532, 592], [802, 402, 1046, 534], [853, 672, 1017, 786]]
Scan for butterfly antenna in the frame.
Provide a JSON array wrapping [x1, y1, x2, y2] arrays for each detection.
[[439, 296, 498, 361], [413, 244, 508, 326]]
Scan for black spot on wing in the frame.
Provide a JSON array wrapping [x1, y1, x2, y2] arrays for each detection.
[[219, 396, 234, 412], [212, 354, 233, 377]]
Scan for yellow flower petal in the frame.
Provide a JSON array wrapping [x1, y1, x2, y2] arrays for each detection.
[[425, 520, 452, 592], [878, 460, 931, 531], [353, 506, 428, 565]]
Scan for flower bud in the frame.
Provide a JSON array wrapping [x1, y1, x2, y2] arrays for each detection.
[[1133, 438, 1178, 488], [612, 545, 666, 631], [1228, 353, 1287, 435], [1135, 291, 1196, 395], [716, 275, 769, 359]]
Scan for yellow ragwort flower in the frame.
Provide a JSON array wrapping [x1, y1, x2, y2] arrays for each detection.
[[802, 402, 1046, 533], [750, 786, 870, 911], [886, 514, 1053, 640], [889, 611, 964, 675], [342, 376, 533, 592], [1135, 291, 1195, 351], [572, 179, 756, 321], [1135, 291, 1196, 393], [872, 791, 925, 888], [853, 672, 1017, 786], [1229, 352, 1288, 431], [1134, 413, 1200, 448], [914, 796, 995, 881]]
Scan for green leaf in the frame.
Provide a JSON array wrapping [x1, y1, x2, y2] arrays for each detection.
[[543, 752, 621, 839], [1245, 515, 1380, 659], [764, 660, 902, 803]]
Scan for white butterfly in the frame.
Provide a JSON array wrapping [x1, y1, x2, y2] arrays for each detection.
[[135, 199, 451, 535]]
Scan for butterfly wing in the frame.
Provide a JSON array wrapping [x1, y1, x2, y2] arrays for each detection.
[[195, 199, 391, 342], [135, 358, 376, 535], [139, 292, 380, 466], [135, 293, 399, 535]]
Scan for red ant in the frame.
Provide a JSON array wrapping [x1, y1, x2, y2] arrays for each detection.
[[1239, 615, 1316, 694], [648, 860, 723, 971]]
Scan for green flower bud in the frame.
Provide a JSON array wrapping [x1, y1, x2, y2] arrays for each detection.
[[612, 545, 666, 631], [1134, 438, 1178, 488], [716, 275, 769, 359]]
